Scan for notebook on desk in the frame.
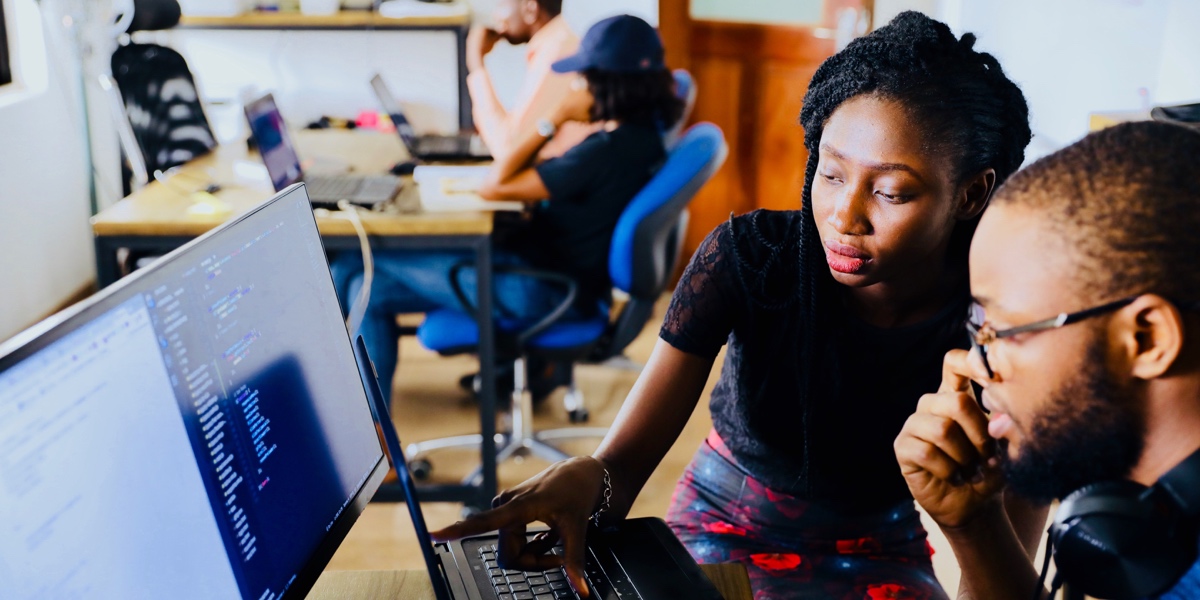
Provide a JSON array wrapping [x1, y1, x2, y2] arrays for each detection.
[[245, 93, 403, 208], [0, 186, 389, 599], [412, 165, 525, 213]]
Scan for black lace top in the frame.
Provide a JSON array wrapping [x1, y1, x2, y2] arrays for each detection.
[[661, 210, 970, 514]]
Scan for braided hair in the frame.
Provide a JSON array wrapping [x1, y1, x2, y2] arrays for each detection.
[[793, 11, 1031, 493]]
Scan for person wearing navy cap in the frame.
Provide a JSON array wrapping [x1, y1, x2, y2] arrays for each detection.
[[331, 15, 684, 408]]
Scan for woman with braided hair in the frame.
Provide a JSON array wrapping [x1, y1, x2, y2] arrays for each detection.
[[432, 12, 1040, 598]]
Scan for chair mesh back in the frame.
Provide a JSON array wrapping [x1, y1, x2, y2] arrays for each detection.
[[111, 44, 216, 175]]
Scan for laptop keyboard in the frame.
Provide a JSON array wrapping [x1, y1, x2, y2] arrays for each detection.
[[470, 542, 642, 600], [307, 175, 399, 203]]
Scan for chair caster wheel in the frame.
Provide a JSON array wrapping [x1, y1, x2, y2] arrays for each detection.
[[410, 458, 433, 481], [568, 408, 589, 424]]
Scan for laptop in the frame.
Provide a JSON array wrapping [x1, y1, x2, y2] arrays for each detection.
[[245, 93, 402, 208], [370, 74, 492, 162], [0, 185, 388, 599], [356, 336, 724, 600]]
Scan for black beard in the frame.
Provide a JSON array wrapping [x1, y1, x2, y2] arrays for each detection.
[[998, 344, 1146, 504]]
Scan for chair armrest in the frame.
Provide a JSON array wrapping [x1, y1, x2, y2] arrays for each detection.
[[446, 262, 580, 346]]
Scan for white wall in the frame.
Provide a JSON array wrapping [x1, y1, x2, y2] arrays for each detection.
[[0, 0, 96, 341], [175, 0, 658, 136], [877, 0, 1199, 161]]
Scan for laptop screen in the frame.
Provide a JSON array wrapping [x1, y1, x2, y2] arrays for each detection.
[[245, 94, 304, 192], [370, 74, 420, 151], [0, 186, 385, 600]]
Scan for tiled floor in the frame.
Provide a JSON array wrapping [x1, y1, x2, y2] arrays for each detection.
[[325, 297, 1051, 594]]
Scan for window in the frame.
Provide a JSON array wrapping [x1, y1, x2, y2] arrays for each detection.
[[0, 1, 11, 87]]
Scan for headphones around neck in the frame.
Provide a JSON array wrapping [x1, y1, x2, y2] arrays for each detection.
[[1047, 448, 1200, 599]]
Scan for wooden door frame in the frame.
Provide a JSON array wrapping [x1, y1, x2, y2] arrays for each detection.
[[659, 0, 874, 253]]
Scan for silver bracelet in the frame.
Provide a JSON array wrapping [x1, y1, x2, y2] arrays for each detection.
[[590, 467, 612, 528]]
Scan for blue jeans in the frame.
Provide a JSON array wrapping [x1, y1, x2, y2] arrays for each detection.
[[330, 248, 572, 402]]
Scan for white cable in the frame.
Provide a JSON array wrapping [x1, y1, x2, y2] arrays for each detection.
[[334, 200, 374, 337]]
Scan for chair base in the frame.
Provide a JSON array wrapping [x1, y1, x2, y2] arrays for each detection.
[[406, 357, 607, 487]]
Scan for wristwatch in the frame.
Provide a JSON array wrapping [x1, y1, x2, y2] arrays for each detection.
[[536, 118, 557, 138]]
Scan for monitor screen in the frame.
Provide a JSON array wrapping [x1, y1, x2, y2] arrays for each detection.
[[370, 74, 419, 150], [245, 95, 304, 192], [0, 186, 385, 600]]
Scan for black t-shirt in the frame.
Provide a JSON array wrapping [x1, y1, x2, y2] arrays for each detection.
[[515, 123, 665, 303], [660, 209, 971, 514]]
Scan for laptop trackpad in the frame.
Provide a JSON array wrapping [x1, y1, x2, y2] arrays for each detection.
[[594, 518, 723, 600]]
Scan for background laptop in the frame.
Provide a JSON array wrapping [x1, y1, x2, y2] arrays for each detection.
[[371, 74, 492, 162], [357, 337, 724, 600], [245, 94, 402, 207], [0, 186, 388, 599]]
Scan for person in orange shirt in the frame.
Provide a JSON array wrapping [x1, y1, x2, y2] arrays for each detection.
[[467, 0, 593, 160]]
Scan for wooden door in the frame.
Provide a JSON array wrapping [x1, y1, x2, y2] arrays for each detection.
[[660, 0, 873, 258]]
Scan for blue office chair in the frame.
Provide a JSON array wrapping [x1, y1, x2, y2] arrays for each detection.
[[408, 123, 728, 483], [664, 69, 697, 149]]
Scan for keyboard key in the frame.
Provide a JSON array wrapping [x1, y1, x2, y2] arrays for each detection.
[[532, 585, 551, 595], [492, 576, 507, 585], [549, 581, 568, 590], [485, 561, 499, 569], [528, 577, 547, 586], [514, 593, 534, 600], [536, 595, 554, 600], [510, 583, 531, 593], [553, 590, 577, 599], [546, 572, 565, 582], [499, 596, 513, 600], [495, 585, 510, 594], [489, 568, 504, 576]]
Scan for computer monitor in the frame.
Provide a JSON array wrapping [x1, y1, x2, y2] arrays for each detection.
[[0, 185, 387, 600], [245, 94, 305, 192]]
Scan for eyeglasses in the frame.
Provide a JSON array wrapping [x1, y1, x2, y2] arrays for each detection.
[[966, 296, 1139, 379]]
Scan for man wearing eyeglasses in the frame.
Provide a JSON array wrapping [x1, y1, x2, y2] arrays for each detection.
[[894, 121, 1200, 599]]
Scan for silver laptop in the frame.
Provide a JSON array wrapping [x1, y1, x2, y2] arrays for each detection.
[[245, 93, 402, 207], [371, 74, 491, 162]]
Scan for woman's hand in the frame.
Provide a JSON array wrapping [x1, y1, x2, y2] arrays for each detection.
[[430, 456, 607, 597], [894, 349, 1004, 528]]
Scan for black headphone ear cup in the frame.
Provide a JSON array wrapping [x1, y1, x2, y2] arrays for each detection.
[[1052, 480, 1198, 599]]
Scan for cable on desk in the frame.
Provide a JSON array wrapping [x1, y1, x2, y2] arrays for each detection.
[[334, 199, 375, 338]]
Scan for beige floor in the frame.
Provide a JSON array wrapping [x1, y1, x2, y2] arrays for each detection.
[[325, 296, 1049, 594]]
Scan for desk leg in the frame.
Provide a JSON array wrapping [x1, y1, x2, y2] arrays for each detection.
[[95, 237, 121, 289], [475, 238, 497, 509], [457, 25, 474, 132]]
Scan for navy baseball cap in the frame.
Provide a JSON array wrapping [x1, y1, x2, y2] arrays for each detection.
[[551, 15, 666, 74]]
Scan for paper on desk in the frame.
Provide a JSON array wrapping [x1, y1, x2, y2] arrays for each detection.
[[378, 0, 470, 19], [413, 165, 524, 213]]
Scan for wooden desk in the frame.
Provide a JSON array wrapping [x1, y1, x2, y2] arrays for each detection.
[[178, 9, 473, 130], [307, 565, 755, 600], [91, 129, 501, 509]]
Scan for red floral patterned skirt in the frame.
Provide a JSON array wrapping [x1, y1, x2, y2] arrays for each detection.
[[665, 430, 947, 600]]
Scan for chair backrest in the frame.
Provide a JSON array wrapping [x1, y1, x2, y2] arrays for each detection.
[[663, 69, 698, 149], [598, 123, 727, 358], [125, 0, 182, 33], [110, 43, 216, 178]]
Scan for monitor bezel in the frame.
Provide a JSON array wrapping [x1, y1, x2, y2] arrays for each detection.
[[0, 184, 389, 600]]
